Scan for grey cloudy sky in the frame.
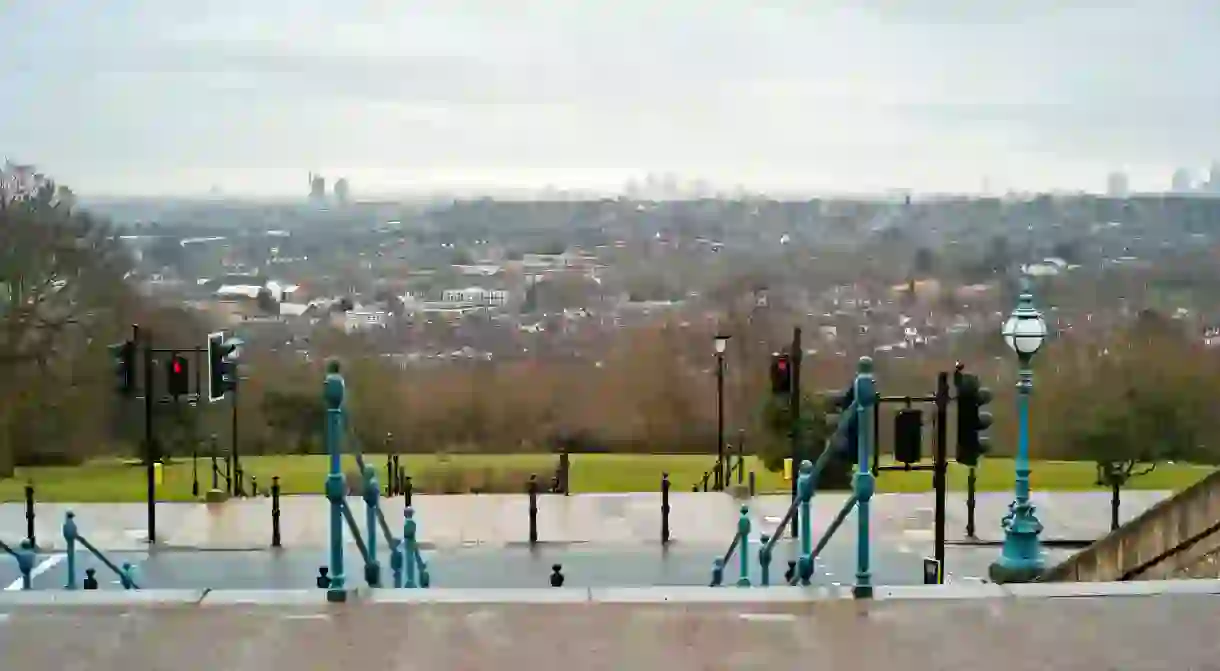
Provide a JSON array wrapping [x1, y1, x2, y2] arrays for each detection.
[[3, 1, 1219, 197]]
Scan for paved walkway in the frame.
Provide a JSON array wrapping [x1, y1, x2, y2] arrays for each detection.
[[1, 587, 1218, 670], [0, 491, 1171, 551]]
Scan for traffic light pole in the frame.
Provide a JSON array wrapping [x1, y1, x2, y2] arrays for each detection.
[[137, 324, 156, 544], [788, 327, 801, 540], [231, 377, 240, 496], [933, 372, 949, 577]]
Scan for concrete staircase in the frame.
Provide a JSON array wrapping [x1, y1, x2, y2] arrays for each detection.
[[1042, 468, 1220, 582]]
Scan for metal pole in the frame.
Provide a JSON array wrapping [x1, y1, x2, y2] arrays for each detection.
[[853, 356, 875, 599], [788, 327, 802, 539], [138, 324, 156, 544], [716, 351, 725, 491], [231, 376, 240, 496], [737, 428, 745, 485], [933, 372, 949, 580], [966, 467, 978, 538], [323, 361, 347, 601]]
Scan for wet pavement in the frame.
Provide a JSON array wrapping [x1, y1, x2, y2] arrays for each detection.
[[1, 592, 1217, 670], [0, 538, 1075, 591]]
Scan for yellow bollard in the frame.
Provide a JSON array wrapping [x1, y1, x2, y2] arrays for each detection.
[[783, 458, 793, 481], [154, 460, 164, 486]]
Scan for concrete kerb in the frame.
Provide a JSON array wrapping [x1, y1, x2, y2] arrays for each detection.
[[4, 579, 1219, 608]]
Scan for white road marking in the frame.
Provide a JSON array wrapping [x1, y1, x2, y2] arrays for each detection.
[[738, 613, 796, 623], [280, 614, 331, 621], [4, 553, 64, 591]]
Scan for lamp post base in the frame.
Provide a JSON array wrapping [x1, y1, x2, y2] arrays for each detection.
[[988, 501, 1045, 584]]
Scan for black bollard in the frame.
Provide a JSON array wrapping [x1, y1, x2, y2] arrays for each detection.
[[271, 476, 282, 548], [701, 472, 709, 492], [191, 447, 199, 498], [404, 475, 413, 508], [211, 452, 220, 490], [550, 564, 565, 587], [83, 568, 98, 590], [784, 560, 797, 585], [660, 472, 671, 545], [385, 455, 393, 496], [691, 484, 698, 492], [316, 566, 331, 589], [251, 475, 258, 497], [748, 471, 756, 498], [24, 482, 35, 548], [527, 474, 539, 546], [392, 455, 401, 496]]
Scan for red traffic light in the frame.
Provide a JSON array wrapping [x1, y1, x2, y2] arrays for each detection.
[[172, 359, 183, 374], [776, 358, 787, 372]]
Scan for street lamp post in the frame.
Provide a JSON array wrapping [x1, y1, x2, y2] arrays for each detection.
[[714, 334, 731, 491], [989, 279, 1049, 584]]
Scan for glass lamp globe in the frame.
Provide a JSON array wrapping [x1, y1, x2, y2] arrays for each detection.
[[714, 334, 730, 354], [1002, 294, 1047, 356]]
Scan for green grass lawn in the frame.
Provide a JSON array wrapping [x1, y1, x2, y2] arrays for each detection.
[[0, 454, 1212, 502]]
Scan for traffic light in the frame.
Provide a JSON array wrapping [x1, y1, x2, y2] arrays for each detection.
[[109, 340, 135, 396], [167, 354, 190, 398], [769, 352, 791, 395], [955, 372, 993, 466], [893, 408, 923, 464], [826, 385, 858, 457], [207, 331, 239, 402]]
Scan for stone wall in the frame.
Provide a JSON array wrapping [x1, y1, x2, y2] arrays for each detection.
[[1042, 468, 1220, 582]]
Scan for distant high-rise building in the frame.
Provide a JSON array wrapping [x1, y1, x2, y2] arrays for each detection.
[[1209, 161, 1220, 193], [1171, 168, 1194, 193], [334, 178, 350, 205], [308, 173, 327, 203], [1106, 171, 1129, 197]]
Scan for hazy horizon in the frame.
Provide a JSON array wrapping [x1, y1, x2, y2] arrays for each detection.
[[5, 1, 1220, 198]]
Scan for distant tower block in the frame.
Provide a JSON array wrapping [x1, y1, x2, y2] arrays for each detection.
[[334, 178, 350, 206], [309, 173, 327, 203]]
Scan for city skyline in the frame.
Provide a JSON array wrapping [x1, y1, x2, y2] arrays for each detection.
[[4, 1, 1220, 197]]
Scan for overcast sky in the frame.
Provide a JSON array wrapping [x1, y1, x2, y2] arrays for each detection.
[[4, 1, 1219, 197]]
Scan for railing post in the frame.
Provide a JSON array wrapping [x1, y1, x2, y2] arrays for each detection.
[[758, 534, 772, 586], [660, 472, 671, 545], [853, 357, 876, 599], [24, 482, 35, 549], [403, 507, 418, 588], [527, 475, 539, 546], [363, 465, 381, 587], [390, 539, 404, 588], [797, 459, 814, 585], [271, 476, 282, 548], [323, 360, 348, 602], [736, 505, 751, 587], [404, 475, 413, 508], [63, 511, 78, 590]]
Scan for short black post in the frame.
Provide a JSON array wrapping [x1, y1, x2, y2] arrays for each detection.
[[527, 474, 539, 546], [691, 484, 698, 492], [250, 475, 258, 497], [701, 472, 709, 492], [558, 451, 570, 495], [271, 476, 282, 548], [385, 455, 393, 496], [24, 482, 35, 548], [748, 471, 756, 497], [191, 446, 199, 498], [404, 475, 413, 508], [965, 466, 978, 539], [550, 564, 564, 587], [211, 452, 219, 490], [737, 430, 745, 485], [83, 568, 99, 590], [661, 472, 672, 544], [392, 455, 401, 496]]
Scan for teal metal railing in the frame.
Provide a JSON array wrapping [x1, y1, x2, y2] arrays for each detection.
[[0, 538, 35, 590], [63, 511, 138, 590], [711, 356, 877, 597]]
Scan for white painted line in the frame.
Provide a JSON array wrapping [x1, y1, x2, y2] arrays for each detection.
[[4, 554, 64, 591], [280, 614, 331, 621], [738, 613, 796, 623]]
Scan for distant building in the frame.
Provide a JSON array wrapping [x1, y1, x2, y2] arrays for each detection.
[[309, 173, 327, 203], [1209, 162, 1220, 193], [1171, 168, 1194, 193], [334, 178, 350, 205], [1106, 171, 1129, 197]]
